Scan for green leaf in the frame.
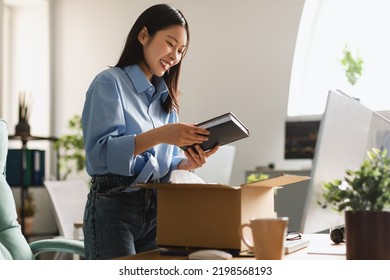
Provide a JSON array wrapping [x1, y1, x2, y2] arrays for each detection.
[[319, 147, 390, 212], [340, 45, 364, 86], [55, 115, 86, 180]]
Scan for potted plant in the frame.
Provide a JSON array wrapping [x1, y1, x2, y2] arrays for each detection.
[[15, 92, 32, 136], [320, 147, 390, 259], [54, 115, 86, 180]]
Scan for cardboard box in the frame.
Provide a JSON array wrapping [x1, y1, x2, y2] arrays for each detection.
[[137, 173, 310, 252]]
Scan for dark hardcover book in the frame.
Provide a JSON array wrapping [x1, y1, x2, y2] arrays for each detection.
[[6, 149, 45, 187], [5, 149, 33, 186], [181, 112, 249, 152]]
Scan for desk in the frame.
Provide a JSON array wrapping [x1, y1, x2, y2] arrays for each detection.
[[115, 234, 346, 260], [283, 234, 345, 260]]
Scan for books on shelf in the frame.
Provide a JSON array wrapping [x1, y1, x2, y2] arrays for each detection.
[[31, 150, 45, 186], [181, 112, 249, 152], [5, 149, 45, 187]]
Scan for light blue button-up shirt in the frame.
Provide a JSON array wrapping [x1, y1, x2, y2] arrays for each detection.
[[81, 65, 185, 184]]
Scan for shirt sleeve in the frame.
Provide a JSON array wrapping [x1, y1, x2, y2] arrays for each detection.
[[82, 74, 136, 176], [171, 145, 186, 170]]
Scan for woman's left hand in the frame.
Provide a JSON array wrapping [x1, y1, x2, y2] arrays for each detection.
[[178, 145, 219, 170]]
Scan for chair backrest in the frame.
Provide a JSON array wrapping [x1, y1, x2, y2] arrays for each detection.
[[194, 145, 236, 184], [44, 180, 89, 239], [0, 119, 34, 260]]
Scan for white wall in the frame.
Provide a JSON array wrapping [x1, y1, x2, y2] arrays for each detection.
[[0, 1, 3, 117], [2, 1, 50, 137], [51, 0, 307, 185]]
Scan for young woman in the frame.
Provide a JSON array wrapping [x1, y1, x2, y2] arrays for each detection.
[[81, 4, 218, 259]]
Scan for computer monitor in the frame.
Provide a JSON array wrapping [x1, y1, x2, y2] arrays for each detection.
[[300, 89, 390, 233], [284, 116, 321, 159]]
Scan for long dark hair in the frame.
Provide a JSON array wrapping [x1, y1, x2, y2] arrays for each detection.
[[115, 4, 189, 113]]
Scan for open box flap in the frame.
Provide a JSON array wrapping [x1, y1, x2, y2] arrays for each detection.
[[136, 173, 309, 190], [136, 182, 241, 190], [241, 173, 310, 189]]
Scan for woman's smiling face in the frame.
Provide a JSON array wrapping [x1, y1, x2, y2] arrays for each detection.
[[138, 25, 187, 81]]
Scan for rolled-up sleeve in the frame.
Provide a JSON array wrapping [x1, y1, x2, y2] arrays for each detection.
[[171, 145, 185, 170]]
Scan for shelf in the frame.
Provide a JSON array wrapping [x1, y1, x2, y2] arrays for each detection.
[[8, 134, 58, 237], [8, 134, 58, 144]]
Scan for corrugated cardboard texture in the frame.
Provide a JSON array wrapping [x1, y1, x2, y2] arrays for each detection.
[[157, 187, 242, 249], [137, 173, 310, 251], [243, 173, 310, 188], [241, 187, 275, 221], [240, 188, 276, 251]]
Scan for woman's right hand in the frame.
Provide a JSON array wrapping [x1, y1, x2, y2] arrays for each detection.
[[134, 122, 209, 155], [159, 123, 209, 147]]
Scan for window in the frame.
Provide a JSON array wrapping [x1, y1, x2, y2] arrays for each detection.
[[2, 1, 54, 177], [288, 0, 390, 117], [2, 0, 50, 136]]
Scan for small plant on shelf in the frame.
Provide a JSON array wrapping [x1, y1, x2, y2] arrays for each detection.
[[17, 190, 36, 218], [17, 190, 36, 235], [22, 190, 36, 217], [15, 92, 33, 136]]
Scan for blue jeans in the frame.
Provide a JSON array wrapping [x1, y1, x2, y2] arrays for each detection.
[[83, 175, 157, 259]]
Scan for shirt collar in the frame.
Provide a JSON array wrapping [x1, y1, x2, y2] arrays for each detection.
[[124, 65, 169, 102]]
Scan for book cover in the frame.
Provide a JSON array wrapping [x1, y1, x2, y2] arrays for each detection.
[[5, 149, 32, 186], [31, 150, 45, 186], [181, 112, 249, 152], [5, 149, 45, 187]]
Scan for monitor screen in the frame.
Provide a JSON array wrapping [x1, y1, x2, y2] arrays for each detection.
[[300, 89, 390, 233], [284, 117, 321, 159]]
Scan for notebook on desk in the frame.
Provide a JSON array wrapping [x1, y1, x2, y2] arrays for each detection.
[[238, 238, 310, 257], [284, 238, 310, 254], [306, 241, 346, 255]]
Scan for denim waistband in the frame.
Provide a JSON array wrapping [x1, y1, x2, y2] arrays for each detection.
[[91, 174, 135, 184], [91, 173, 160, 185], [90, 173, 161, 196], [90, 174, 137, 194]]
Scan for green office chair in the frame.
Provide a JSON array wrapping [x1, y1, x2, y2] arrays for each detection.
[[0, 119, 85, 259]]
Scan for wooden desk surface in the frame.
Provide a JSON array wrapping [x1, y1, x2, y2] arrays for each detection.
[[115, 248, 189, 260], [115, 234, 346, 260]]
